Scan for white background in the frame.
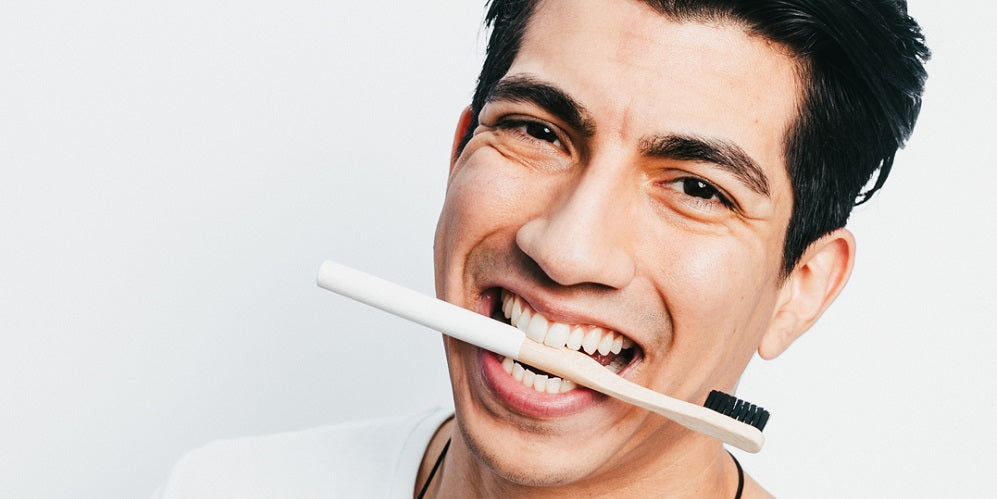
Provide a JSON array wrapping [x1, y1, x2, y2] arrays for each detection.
[[1, 1, 994, 497]]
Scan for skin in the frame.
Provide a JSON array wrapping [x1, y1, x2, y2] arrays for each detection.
[[427, 0, 856, 496]]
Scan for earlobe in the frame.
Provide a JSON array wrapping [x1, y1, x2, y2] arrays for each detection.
[[758, 310, 799, 360], [450, 106, 474, 170], [759, 228, 856, 360]]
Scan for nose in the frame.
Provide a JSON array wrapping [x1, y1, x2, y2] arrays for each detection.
[[515, 167, 636, 289]]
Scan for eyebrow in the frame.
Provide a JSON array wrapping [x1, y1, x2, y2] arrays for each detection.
[[487, 75, 596, 137], [639, 134, 771, 197], [487, 75, 770, 197]]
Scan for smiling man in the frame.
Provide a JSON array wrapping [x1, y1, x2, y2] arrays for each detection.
[[426, 0, 927, 497], [156, 0, 927, 497]]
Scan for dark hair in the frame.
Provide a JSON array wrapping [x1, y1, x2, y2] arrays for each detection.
[[459, 0, 929, 275]]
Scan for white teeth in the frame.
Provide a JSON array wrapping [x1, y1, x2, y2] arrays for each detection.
[[517, 308, 532, 332], [526, 313, 548, 343], [512, 362, 525, 382], [581, 328, 602, 355], [511, 300, 524, 324], [502, 356, 514, 374], [566, 326, 585, 350], [522, 369, 536, 387], [503, 293, 633, 358], [597, 333, 614, 356], [544, 322, 570, 348], [498, 292, 637, 392], [545, 377, 562, 394], [533, 374, 548, 392], [500, 356, 579, 394]]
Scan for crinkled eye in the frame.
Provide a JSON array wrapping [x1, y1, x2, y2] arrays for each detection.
[[520, 121, 561, 147], [521, 121, 559, 145], [498, 118, 564, 149]]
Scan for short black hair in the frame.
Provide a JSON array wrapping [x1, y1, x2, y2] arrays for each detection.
[[459, 0, 929, 276]]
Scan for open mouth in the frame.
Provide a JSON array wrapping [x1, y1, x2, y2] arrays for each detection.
[[490, 289, 643, 394]]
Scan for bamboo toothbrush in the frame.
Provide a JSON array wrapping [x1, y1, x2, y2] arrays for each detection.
[[316, 260, 769, 453]]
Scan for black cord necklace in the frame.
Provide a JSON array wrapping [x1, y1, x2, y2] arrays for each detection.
[[417, 437, 451, 499], [417, 438, 743, 499], [729, 451, 744, 499]]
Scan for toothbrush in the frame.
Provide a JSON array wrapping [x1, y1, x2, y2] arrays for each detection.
[[316, 260, 769, 453]]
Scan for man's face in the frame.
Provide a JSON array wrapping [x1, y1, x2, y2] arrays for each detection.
[[434, 0, 800, 487]]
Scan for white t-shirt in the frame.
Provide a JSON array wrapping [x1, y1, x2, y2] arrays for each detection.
[[153, 407, 453, 499]]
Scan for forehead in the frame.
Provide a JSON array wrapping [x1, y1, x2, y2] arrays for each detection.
[[511, 0, 802, 192]]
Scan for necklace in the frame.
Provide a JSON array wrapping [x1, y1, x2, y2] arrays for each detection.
[[418, 439, 743, 499], [729, 451, 744, 499], [417, 437, 451, 499]]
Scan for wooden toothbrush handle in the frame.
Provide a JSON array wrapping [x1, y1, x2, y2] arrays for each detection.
[[517, 340, 764, 453]]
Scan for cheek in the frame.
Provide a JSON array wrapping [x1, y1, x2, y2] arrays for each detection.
[[437, 148, 541, 257], [651, 232, 778, 336]]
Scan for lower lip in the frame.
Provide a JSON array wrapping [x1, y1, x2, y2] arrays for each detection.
[[479, 347, 603, 418]]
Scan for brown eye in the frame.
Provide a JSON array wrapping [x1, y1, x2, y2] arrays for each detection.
[[662, 176, 735, 210], [497, 118, 565, 150], [522, 122, 559, 144], [680, 178, 719, 200]]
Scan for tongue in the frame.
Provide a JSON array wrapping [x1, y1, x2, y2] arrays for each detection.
[[588, 351, 617, 366]]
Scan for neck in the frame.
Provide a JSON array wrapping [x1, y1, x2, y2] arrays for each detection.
[[425, 421, 745, 498]]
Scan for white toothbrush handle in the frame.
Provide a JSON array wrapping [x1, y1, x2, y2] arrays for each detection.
[[316, 260, 526, 359]]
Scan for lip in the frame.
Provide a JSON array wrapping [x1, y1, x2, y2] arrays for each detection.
[[473, 286, 645, 419], [479, 347, 604, 418]]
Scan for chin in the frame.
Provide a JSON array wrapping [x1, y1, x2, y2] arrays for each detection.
[[453, 411, 602, 488], [447, 356, 633, 490]]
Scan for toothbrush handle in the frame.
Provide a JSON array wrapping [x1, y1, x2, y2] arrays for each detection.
[[317, 260, 764, 453], [316, 260, 526, 359], [517, 340, 764, 453]]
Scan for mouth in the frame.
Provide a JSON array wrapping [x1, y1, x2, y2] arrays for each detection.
[[489, 288, 643, 395]]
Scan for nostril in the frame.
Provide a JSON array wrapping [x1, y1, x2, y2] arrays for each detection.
[[516, 218, 585, 286]]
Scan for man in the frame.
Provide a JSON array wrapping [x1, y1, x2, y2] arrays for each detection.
[[427, 0, 926, 496], [158, 0, 927, 497]]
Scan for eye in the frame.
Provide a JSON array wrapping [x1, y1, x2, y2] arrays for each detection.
[[521, 122, 560, 144], [498, 118, 564, 149], [663, 177, 734, 209], [676, 178, 718, 200]]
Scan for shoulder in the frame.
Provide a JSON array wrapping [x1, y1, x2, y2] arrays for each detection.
[[154, 407, 452, 499]]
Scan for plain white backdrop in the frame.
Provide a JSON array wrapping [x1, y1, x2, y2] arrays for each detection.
[[1, 1, 994, 497]]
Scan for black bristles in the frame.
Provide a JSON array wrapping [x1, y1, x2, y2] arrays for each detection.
[[704, 390, 770, 431]]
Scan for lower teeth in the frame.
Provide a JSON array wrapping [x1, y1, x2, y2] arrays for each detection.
[[501, 356, 578, 394]]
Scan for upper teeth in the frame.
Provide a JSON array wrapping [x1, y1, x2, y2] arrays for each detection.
[[501, 290, 634, 355], [498, 290, 636, 394]]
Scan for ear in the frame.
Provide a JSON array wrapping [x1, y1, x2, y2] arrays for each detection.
[[758, 228, 856, 360], [450, 106, 474, 171]]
